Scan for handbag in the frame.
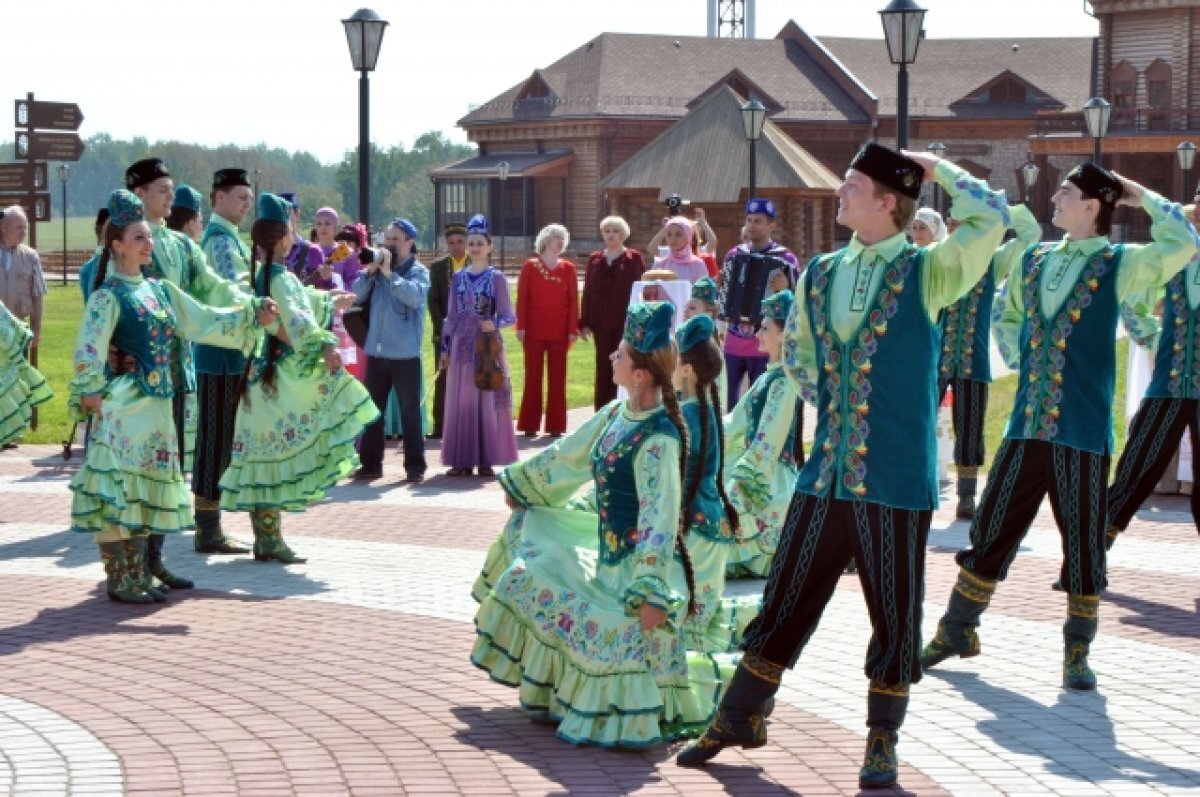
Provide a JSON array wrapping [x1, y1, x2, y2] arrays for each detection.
[[473, 295, 505, 391], [343, 297, 370, 349]]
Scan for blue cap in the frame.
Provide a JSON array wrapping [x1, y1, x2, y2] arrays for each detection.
[[277, 191, 299, 208], [390, 217, 418, 240], [761, 289, 794, 323], [675, 314, 715, 353], [256, 192, 291, 224], [623, 302, 675, 354], [106, 189, 145, 228], [172, 184, 202, 212], [467, 213, 489, 236], [745, 198, 776, 219]]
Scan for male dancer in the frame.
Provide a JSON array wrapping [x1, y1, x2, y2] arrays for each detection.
[[922, 163, 1196, 691], [192, 168, 255, 554], [425, 222, 467, 439], [677, 143, 1008, 789], [939, 204, 1042, 518]]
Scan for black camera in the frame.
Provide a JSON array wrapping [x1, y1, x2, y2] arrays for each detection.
[[358, 245, 398, 266], [665, 193, 690, 216]]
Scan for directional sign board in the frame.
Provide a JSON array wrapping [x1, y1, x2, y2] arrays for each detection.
[[0, 162, 46, 192], [14, 131, 85, 161], [0, 192, 52, 222], [14, 99, 84, 132]]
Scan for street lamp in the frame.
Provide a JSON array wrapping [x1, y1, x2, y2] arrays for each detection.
[[57, 163, 68, 284], [741, 99, 766, 199], [1177, 141, 1196, 199], [497, 161, 510, 270], [1021, 157, 1040, 207], [342, 7, 388, 227], [880, 0, 927, 150], [926, 141, 946, 212], [1082, 97, 1111, 163]]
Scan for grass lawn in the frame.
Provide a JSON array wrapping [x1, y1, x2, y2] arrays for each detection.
[[34, 216, 103, 252], [20, 284, 1136, 475]]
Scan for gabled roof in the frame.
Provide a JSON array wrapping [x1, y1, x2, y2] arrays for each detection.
[[460, 31, 873, 127], [686, 69, 784, 115], [600, 86, 840, 202], [429, 150, 574, 180], [817, 36, 1094, 117]]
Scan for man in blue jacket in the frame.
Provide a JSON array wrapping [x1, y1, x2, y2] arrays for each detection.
[[353, 217, 430, 483]]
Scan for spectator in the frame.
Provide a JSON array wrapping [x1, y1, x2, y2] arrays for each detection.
[[0, 205, 46, 353], [426, 223, 468, 438], [516, 224, 578, 437], [580, 215, 645, 408], [353, 218, 431, 484]]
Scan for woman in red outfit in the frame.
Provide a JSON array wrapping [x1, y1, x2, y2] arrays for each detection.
[[516, 224, 579, 437]]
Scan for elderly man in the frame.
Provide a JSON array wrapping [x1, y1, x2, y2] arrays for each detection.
[[0, 205, 46, 449], [354, 218, 430, 483]]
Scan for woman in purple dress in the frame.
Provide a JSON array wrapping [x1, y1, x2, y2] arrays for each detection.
[[438, 214, 519, 476]]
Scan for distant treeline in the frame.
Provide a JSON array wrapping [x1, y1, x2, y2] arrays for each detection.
[[1, 131, 473, 248]]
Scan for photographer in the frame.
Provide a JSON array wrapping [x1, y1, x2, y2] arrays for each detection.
[[352, 218, 430, 484]]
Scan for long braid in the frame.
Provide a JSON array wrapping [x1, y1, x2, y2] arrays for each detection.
[[236, 246, 260, 407], [92, 247, 111, 293], [237, 220, 287, 406], [709, 380, 740, 537], [681, 376, 707, 531], [657, 375, 699, 617]]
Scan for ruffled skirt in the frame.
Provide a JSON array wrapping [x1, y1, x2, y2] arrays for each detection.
[[0, 359, 52, 447]]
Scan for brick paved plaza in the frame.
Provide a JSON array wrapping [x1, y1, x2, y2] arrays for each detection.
[[1, 408, 1198, 796]]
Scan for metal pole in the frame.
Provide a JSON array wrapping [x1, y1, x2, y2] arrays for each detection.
[[1093, 136, 1102, 164], [499, 180, 507, 270], [60, 174, 67, 286], [748, 138, 757, 199], [1185, 167, 1192, 202], [897, 62, 909, 150], [358, 70, 370, 226]]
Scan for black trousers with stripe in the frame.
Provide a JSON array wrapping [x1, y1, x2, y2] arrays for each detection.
[[956, 439, 1109, 596], [938, 377, 987, 469], [1108, 397, 1200, 532], [191, 373, 240, 501], [740, 492, 931, 686]]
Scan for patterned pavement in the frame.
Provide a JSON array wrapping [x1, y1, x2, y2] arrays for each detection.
[[1, 409, 1199, 796]]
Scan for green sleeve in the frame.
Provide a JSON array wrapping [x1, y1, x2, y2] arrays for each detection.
[[781, 264, 820, 406], [727, 376, 799, 518], [68, 288, 120, 420], [621, 431, 684, 614], [160, 279, 260, 355], [1115, 191, 1200, 299], [499, 402, 618, 508], [991, 203, 1042, 282]]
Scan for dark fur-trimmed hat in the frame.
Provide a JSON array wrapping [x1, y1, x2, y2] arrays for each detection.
[[125, 158, 170, 190], [1066, 162, 1121, 208], [849, 143, 924, 201]]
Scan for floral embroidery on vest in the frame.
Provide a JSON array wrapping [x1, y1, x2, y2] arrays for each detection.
[[591, 412, 675, 566], [1163, 273, 1200, 398], [940, 278, 986, 380], [104, 277, 179, 397], [1020, 243, 1114, 439]]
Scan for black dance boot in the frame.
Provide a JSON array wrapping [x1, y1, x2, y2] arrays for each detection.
[[955, 467, 978, 520], [146, 533, 194, 589], [193, 499, 250, 554], [920, 568, 995, 669], [676, 652, 781, 767], [859, 683, 909, 789], [1063, 594, 1100, 690]]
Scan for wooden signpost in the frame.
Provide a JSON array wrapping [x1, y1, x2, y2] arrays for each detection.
[[4, 92, 85, 248]]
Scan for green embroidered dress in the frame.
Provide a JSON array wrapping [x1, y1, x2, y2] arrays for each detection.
[[68, 273, 262, 537], [0, 300, 52, 446], [218, 265, 378, 511], [472, 400, 720, 747], [722, 362, 803, 577]]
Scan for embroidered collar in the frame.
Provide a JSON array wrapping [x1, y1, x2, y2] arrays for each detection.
[[845, 230, 908, 265], [1052, 235, 1108, 258]]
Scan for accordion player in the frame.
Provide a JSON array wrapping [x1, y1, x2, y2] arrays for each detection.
[[720, 250, 794, 323]]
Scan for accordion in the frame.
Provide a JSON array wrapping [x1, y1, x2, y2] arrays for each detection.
[[720, 252, 792, 323]]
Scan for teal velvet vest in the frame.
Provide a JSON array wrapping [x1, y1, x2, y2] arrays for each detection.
[[1005, 243, 1123, 454], [194, 224, 247, 376], [682, 398, 730, 543], [1148, 270, 1200, 399], [939, 265, 995, 383], [591, 407, 681, 566], [103, 277, 180, 399], [743, 366, 803, 468], [795, 245, 939, 510]]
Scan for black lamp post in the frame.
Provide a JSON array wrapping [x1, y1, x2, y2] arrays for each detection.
[[741, 99, 766, 199], [497, 161, 510, 270], [880, 0, 926, 150], [926, 141, 945, 212], [57, 163, 68, 284], [1021, 157, 1040, 207], [342, 8, 388, 227], [1082, 97, 1111, 164], [1177, 141, 1196, 199]]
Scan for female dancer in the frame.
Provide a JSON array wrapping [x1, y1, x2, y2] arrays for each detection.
[[439, 214, 518, 476], [472, 302, 718, 747], [217, 193, 377, 563], [722, 290, 805, 578], [0, 299, 52, 447], [69, 190, 272, 603]]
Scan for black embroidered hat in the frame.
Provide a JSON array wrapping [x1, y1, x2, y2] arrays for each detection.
[[212, 168, 251, 190], [849, 143, 924, 200], [1065, 162, 1121, 208], [124, 158, 170, 190]]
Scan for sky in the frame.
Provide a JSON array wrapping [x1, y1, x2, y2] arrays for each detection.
[[3, 0, 1100, 165]]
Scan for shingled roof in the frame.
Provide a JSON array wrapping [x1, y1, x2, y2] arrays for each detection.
[[600, 86, 840, 202]]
